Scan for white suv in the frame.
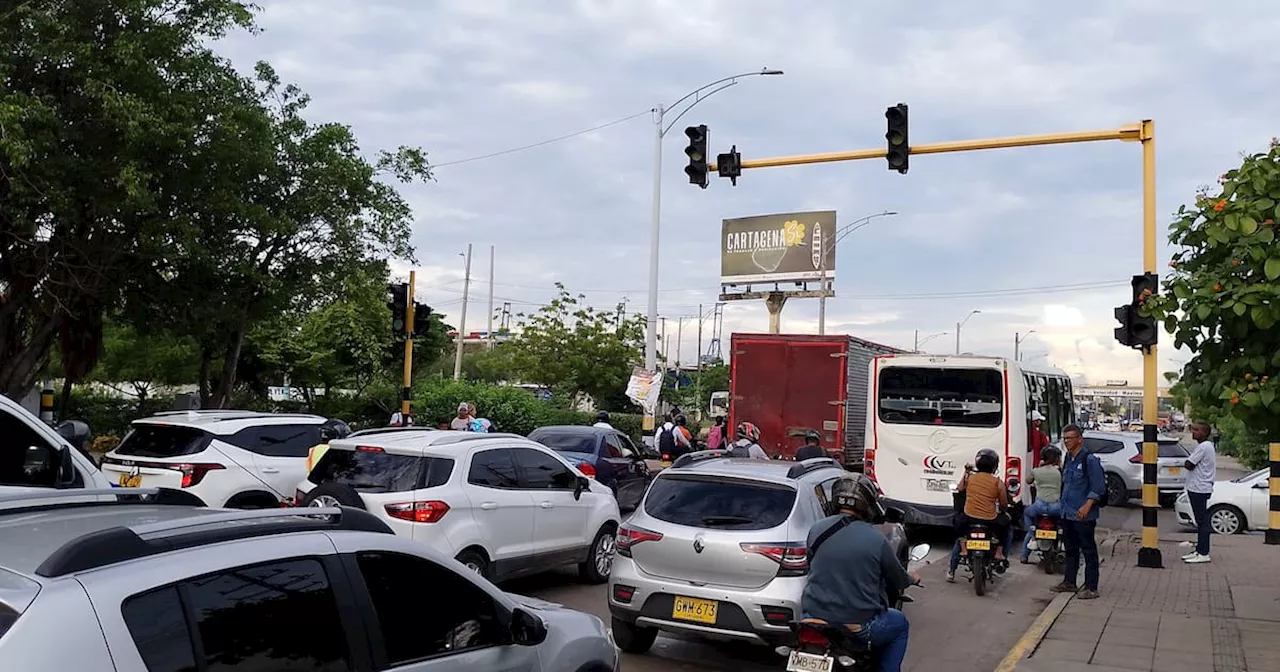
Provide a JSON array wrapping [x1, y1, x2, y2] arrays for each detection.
[[101, 410, 327, 508], [296, 428, 622, 584]]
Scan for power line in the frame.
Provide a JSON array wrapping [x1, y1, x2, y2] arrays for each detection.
[[431, 110, 652, 168]]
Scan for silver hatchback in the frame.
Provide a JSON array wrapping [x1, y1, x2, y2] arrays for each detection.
[[608, 453, 863, 653], [1065, 431, 1190, 506]]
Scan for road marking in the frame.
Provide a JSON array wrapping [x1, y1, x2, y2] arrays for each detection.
[[991, 591, 1073, 672]]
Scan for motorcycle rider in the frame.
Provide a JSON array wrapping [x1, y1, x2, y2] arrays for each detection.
[[306, 419, 352, 474], [1020, 445, 1064, 563], [795, 429, 826, 461], [801, 473, 918, 672], [946, 448, 1011, 582], [727, 421, 770, 459]]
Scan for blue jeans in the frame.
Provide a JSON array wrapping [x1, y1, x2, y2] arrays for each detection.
[[949, 525, 1013, 571], [1187, 491, 1211, 556], [1061, 519, 1099, 591], [1021, 500, 1062, 559], [849, 608, 909, 672]]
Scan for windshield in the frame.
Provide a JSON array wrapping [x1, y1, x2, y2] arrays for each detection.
[[115, 425, 211, 458], [309, 450, 453, 492], [878, 367, 1004, 428], [529, 430, 597, 455], [1157, 441, 1189, 458], [643, 474, 797, 531]]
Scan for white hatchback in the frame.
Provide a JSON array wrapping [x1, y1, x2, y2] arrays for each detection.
[[295, 428, 622, 584]]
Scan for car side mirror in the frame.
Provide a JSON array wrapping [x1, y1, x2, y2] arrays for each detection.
[[510, 608, 548, 646], [54, 445, 77, 487], [574, 475, 588, 500], [55, 420, 91, 451], [909, 543, 931, 563], [883, 507, 905, 524], [1255, 481, 1270, 489]]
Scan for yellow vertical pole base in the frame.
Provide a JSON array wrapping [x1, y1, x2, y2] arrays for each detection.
[[1266, 443, 1280, 545]]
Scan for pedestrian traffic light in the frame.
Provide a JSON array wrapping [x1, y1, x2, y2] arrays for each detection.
[[717, 145, 742, 186], [684, 125, 709, 189], [387, 282, 408, 335], [1114, 273, 1158, 350], [412, 302, 432, 336], [885, 103, 909, 174]]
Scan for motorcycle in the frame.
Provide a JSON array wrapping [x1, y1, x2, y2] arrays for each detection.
[[1030, 513, 1065, 575], [776, 543, 930, 671], [961, 522, 1000, 596]]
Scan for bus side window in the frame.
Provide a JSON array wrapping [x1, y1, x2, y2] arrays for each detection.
[[1046, 377, 1062, 441]]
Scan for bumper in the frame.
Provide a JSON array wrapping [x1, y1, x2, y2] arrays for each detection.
[[883, 498, 955, 527], [1174, 495, 1195, 528], [606, 557, 802, 645]]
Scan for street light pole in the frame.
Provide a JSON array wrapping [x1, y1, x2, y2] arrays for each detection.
[[915, 331, 948, 353], [818, 210, 897, 335], [1015, 330, 1036, 361], [955, 310, 981, 355]]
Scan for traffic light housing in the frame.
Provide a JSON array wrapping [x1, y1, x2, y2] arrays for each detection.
[[412, 302, 432, 336], [684, 125, 709, 189], [1114, 273, 1158, 350], [387, 282, 408, 335], [717, 145, 742, 186], [885, 103, 909, 174]]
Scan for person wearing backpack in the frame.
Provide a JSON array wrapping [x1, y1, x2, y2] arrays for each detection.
[[727, 421, 769, 459], [657, 414, 691, 461]]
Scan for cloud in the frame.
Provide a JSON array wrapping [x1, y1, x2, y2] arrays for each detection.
[[211, 0, 1279, 384]]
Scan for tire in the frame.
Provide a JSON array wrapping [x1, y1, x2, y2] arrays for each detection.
[[611, 616, 658, 654], [1208, 504, 1246, 536], [1159, 493, 1177, 509], [455, 548, 491, 580], [579, 524, 617, 584], [300, 482, 366, 509], [225, 491, 278, 509], [972, 555, 988, 596], [1104, 473, 1128, 507]]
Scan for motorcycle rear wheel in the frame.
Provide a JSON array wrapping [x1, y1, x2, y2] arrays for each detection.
[[972, 554, 988, 596]]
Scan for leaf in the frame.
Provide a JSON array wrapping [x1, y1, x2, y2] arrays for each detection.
[[1234, 303, 1247, 316], [1243, 391, 1261, 408], [1173, 284, 1190, 299], [1267, 258, 1280, 281], [1197, 304, 1212, 320], [1252, 356, 1267, 372], [1225, 213, 1239, 231], [1263, 388, 1277, 409], [1220, 387, 1237, 400], [1241, 216, 1259, 235], [1260, 227, 1276, 244]]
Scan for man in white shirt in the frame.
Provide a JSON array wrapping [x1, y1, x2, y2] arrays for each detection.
[[592, 411, 614, 430], [1183, 421, 1217, 564]]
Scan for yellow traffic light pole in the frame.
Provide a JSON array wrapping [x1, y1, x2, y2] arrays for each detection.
[[402, 271, 416, 421], [710, 120, 1164, 568]]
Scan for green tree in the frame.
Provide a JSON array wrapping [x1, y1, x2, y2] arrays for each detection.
[[502, 285, 644, 411], [93, 319, 199, 411], [1146, 139, 1280, 440]]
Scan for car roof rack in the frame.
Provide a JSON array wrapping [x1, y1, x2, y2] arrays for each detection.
[[0, 487, 206, 513], [34, 506, 392, 579], [786, 457, 843, 479], [670, 450, 730, 469], [347, 427, 440, 439], [429, 432, 524, 446]]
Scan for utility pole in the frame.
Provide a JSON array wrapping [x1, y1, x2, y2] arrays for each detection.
[[676, 317, 685, 368], [486, 245, 495, 349], [401, 271, 416, 418], [659, 317, 667, 366], [696, 304, 704, 368], [453, 244, 473, 381], [913, 330, 919, 353]]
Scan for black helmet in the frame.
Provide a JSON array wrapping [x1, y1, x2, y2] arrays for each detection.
[[975, 448, 1000, 474], [804, 430, 821, 445], [795, 444, 825, 461], [674, 414, 687, 426], [830, 473, 880, 519], [319, 419, 351, 443], [595, 411, 610, 423], [1041, 445, 1062, 464]]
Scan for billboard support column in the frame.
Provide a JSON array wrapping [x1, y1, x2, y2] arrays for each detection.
[[765, 292, 787, 334]]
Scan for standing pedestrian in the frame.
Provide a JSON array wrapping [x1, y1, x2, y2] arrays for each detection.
[[706, 416, 727, 451], [450, 403, 474, 430], [1028, 410, 1050, 467], [1183, 421, 1217, 564], [1052, 424, 1105, 599]]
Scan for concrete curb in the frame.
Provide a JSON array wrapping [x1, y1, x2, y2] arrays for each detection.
[[991, 591, 1073, 672]]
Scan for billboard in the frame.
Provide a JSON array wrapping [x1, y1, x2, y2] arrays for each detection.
[[720, 210, 837, 285]]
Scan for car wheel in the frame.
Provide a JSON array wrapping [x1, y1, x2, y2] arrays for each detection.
[[1208, 505, 1245, 535], [610, 616, 658, 654], [455, 548, 491, 579], [300, 482, 366, 509], [1158, 493, 1177, 509], [579, 524, 617, 584], [1105, 473, 1127, 507]]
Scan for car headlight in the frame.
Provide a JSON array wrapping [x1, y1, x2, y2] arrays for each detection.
[[1177, 492, 1188, 503]]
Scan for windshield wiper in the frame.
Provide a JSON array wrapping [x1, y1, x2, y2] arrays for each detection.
[[701, 515, 753, 526]]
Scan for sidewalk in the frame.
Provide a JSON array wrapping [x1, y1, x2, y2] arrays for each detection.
[[1013, 532, 1280, 672]]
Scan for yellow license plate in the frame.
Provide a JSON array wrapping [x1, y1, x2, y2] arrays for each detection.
[[672, 596, 718, 624], [1035, 529, 1057, 540], [118, 473, 141, 487], [967, 540, 991, 551], [1167, 467, 1181, 475], [661, 460, 672, 467]]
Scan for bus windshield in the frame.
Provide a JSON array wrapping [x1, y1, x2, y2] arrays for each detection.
[[878, 367, 1004, 428]]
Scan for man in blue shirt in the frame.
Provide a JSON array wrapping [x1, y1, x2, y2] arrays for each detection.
[[1052, 424, 1105, 599]]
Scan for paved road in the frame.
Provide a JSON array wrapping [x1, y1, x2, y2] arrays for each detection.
[[504, 527, 1063, 671]]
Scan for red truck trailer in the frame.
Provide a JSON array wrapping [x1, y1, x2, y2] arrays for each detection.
[[728, 333, 906, 465]]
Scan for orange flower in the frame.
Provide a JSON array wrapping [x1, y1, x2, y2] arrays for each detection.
[[1214, 283, 1222, 291], [1213, 200, 1227, 212], [1230, 392, 1241, 405], [1232, 259, 1239, 267], [1265, 219, 1275, 226]]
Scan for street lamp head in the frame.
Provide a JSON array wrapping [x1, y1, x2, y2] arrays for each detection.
[[884, 211, 899, 216], [760, 68, 784, 75]]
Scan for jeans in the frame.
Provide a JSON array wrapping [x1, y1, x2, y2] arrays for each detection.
[[1061, 519, 1099, 591], [1187, 491, 1212, 556], [849, 608, 909, 672], [1021, 500, 1063, 559]]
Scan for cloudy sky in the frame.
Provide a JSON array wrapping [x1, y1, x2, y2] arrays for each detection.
[[215, 0, 1279, 385]]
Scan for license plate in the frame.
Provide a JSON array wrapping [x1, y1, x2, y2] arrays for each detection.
[[787, 650, 834, 672], [967, 539, 991, 551], [661, 460, 672, 467], [671, 596, 718, 624], [1167, 466, 1181, 475], [118, 473, 142, 487], [922, 478, 953, 492], [1035, 529, 1057, 540]]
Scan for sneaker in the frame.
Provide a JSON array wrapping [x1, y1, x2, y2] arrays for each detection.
[[1050, 582, 1078, 593], [1076, 589, 1100, 600], [1020, 556, 1033, 564], [1178, 540, 1195, 548], [946, 570, 956, 583], [1181, 551, 1199, 561], [1184, 553, 1212, 564]]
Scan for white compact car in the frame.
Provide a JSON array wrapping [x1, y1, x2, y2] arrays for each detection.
[[101, 410, 328, 508], [296, 428, 622, 584], [1175, 468, 1273, 535]]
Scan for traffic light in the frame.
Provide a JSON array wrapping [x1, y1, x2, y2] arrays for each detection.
[[885, 103, 909, 174], [684, 124, 709, 189], [717, 145, 742, 186], [387, 282, 408, 335], [412, 302, 432, 336], [1114, 273, 1158, 350]]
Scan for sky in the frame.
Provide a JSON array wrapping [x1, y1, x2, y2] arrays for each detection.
[[213, 0, 1280, 385]]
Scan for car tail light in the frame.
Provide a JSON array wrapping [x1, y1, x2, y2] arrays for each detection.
[[177, 463, 224, 488], [761, 606, 794, 625], [356, 445, 384, 453], [740, 541, 808, 577], [616, 525, 663, 557], [1129, 453, 1144, 464], [576, 462, 597, 478], [383, 500, 450, 523], [864, 448, 877, 482], [660, 453, 671, 461], [796, 626, 829, 646], [969, 530, 988, 539], [1006, 456, 1022, 497], [612, 584, 635, 604], [1037, 517, 1057, 530]]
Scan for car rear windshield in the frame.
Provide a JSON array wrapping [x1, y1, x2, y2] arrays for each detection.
[[529, 430, 597, 455], [309, 449, 454, 492], [878, 367, 1004, 428], [114, 424, 212, 458], [1157, 441, 1189, 458], [643, 475, 797, 531]]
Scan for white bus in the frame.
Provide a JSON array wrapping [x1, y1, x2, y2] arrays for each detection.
[[864, 354, 1075, 527]]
